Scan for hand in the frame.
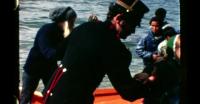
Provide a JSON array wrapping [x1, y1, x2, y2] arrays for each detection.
[[152, 53, 162, 62], [63, 21, 71, 38], [134, 72, 149, 82]]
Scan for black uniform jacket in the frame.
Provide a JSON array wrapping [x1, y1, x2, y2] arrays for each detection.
[[46, 21, 147, 104]]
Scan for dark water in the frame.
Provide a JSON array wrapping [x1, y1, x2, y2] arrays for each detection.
[[19, 0, 180, 91]]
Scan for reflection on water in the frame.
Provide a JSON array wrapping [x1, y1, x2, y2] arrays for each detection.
[[19, 0, 180, 91]]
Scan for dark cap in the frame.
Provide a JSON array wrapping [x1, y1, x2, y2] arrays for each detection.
[[107, 0, 149, 23], [49, 6, 77, 22]]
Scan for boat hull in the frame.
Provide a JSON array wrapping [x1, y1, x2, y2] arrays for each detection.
[[31, 88, 143, 104]]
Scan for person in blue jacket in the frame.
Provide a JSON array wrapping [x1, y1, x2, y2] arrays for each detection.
[[141, 35, 181, 104], [20, 7, 77, 104], [135, 16, 164, 75]]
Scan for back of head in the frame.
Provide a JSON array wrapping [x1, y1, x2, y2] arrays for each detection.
[[162, 26, 177, 38], [88, 14, 99, 22], [106, 0, 149, 26], [155, 8, 166, 22], [49, 6, 77, 23]]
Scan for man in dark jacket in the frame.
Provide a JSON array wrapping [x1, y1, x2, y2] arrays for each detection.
[[43, 0, 149, 104], [20, 7, 77, 104]]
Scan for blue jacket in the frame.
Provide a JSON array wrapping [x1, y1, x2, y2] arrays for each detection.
[[24, 23, 67, 77], [135, 30, 164, 68]]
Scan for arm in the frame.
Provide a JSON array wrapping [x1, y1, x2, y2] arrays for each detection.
[[106, 64, 147, 101], [37, 25, 57, 60], [55, 37, 69, 60], [102, 41, 147, 101], [135, 37, 153, 60], [157, 40, 167, 57]]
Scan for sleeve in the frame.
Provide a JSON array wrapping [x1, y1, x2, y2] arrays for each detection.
[[102, 41, 147, 101], [135, 37, 152, 60], [157, 40, 167, 57], [55, 38, 68, 60], [37, 26, 57, 60], [157, 41, 162, 53]]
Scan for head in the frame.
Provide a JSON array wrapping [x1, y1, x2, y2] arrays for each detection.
[[162, 26, 177, 40], [88, 14, 99, 22], [49, 6, 77, 31], [149, 16, 161, 35], [155, 8, 166, 22], [106, 0, 149, 39]]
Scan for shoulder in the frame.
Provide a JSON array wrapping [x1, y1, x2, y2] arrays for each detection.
[[37, 23, 55, 33], [158, 40, 167, 51], [74, 21, 105, 33], [147, 30, 154, 37], [83, 21, 104, 28], [73, 22, 95, 30], [159, 40, 167, 46], [144, 31, 153, 40], [139, 30, 151, 40], [39, 23, 55, 30], [161, 22, 170, 30]]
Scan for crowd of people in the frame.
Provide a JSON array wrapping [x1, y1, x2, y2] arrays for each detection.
[[135, 8, 181, 104], [20, 0, 181, 104]]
